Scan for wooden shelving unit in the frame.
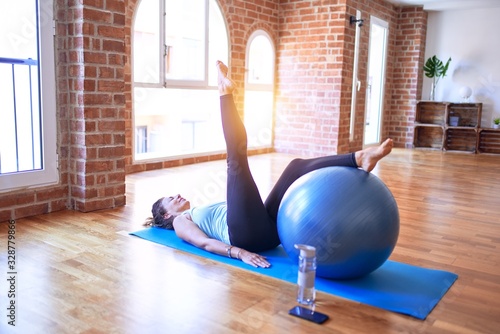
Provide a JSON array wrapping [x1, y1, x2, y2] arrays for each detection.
[[447, 103, 481, 127], [415, 101, 447, 126], [413, 126, 444, 149], [444, 128, 478, 152], [413, 101, 482, 153], [478, 128, 500, 154], [413, 102, 447, 150]]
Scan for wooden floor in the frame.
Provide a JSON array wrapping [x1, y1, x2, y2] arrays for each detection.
[[1, 149, 500, 333]]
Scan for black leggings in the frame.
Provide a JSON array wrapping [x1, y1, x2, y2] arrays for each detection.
[[220, 95, 358, 252]]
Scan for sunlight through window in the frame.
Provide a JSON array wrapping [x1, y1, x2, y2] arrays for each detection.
[[244, 31, 275, 149], [133, 0, 229, 162]]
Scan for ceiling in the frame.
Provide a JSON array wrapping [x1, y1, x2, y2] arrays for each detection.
[[384, 0, 500, 11]]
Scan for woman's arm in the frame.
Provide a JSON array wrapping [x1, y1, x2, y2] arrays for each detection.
[[173, 214, 270, 268]]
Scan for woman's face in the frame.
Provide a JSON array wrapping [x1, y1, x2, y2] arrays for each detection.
[[161, 194, 191, 214]]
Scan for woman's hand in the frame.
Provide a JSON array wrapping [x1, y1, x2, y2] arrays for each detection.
[[172, 217, 271, 268], [239, 249, 271, 268]]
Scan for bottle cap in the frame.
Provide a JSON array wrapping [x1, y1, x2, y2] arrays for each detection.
[[294, 244, 316, 257]]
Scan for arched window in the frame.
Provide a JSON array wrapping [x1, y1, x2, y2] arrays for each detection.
[[244, 31, 275, 149], [133, 0, 229, 161]]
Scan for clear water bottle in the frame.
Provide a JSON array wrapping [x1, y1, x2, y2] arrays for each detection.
[[295, 244, 316, 305]]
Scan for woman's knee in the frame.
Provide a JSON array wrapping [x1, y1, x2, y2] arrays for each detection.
[[285, 158, 307, 174], [288, 158, 304, 168]]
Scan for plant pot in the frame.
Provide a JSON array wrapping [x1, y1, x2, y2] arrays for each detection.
[[493, 124, 500, 129], [429, 82, 436, 101]]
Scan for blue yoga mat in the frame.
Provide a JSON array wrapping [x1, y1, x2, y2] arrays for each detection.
[[130, 227, 457, 320]]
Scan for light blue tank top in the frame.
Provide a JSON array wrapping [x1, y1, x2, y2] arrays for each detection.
[[185, 202, 230, 244]]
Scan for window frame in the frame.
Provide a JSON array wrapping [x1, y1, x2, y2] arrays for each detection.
[[0, 0, 58, 192], [245, 30, 276, 91], [133, 0, 214, 90], [132, 0, 229, 163], [243, 29, 276, 150]]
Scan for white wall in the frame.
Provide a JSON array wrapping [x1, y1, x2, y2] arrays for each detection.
[[425, 7, 500, 127]]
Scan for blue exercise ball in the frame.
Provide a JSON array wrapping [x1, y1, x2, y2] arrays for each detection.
[[277, 166, 399, 280]]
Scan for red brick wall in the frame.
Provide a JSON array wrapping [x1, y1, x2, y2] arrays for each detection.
[[0, 0, 426, 222], [388, 6, 427, 147], [274, 0, 403, 156], [275, 0, 349, 156], [65, 0, 127, 212]]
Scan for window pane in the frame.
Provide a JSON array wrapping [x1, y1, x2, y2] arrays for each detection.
[[245, 32, 275, 149], [134, 87, 225, 160], [165, 0, 205, 81], [244, 91, 273, 148], [15, 65, 41, 171], [135, 126, 148, 154], [0, 0, 37, 58], [208, 0, 228, 86], [0, 0, 41, 174], [0, 0, 58, 190], [133, 0, 160, 84], [133, 0, 229, 162], [247, 35, 274, 85]]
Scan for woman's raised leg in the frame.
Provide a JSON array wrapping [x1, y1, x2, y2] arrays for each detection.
[[217, 61, 280, 252]]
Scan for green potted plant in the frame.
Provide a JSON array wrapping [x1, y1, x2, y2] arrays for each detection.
[[423, 55, 452, 101], [493, 117, 500, 129]]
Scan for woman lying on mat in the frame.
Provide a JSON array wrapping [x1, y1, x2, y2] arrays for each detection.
[[144, 61, 393, 268]]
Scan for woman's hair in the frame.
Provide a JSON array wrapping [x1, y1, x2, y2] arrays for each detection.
[[143, 197, 175, 229]]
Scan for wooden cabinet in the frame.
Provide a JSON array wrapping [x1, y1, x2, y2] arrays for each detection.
[[413, 101, 482, 153]]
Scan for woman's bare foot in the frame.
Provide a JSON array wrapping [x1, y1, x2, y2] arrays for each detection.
[[216, 60, 236, 96], [355, 138, 393, 172]]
